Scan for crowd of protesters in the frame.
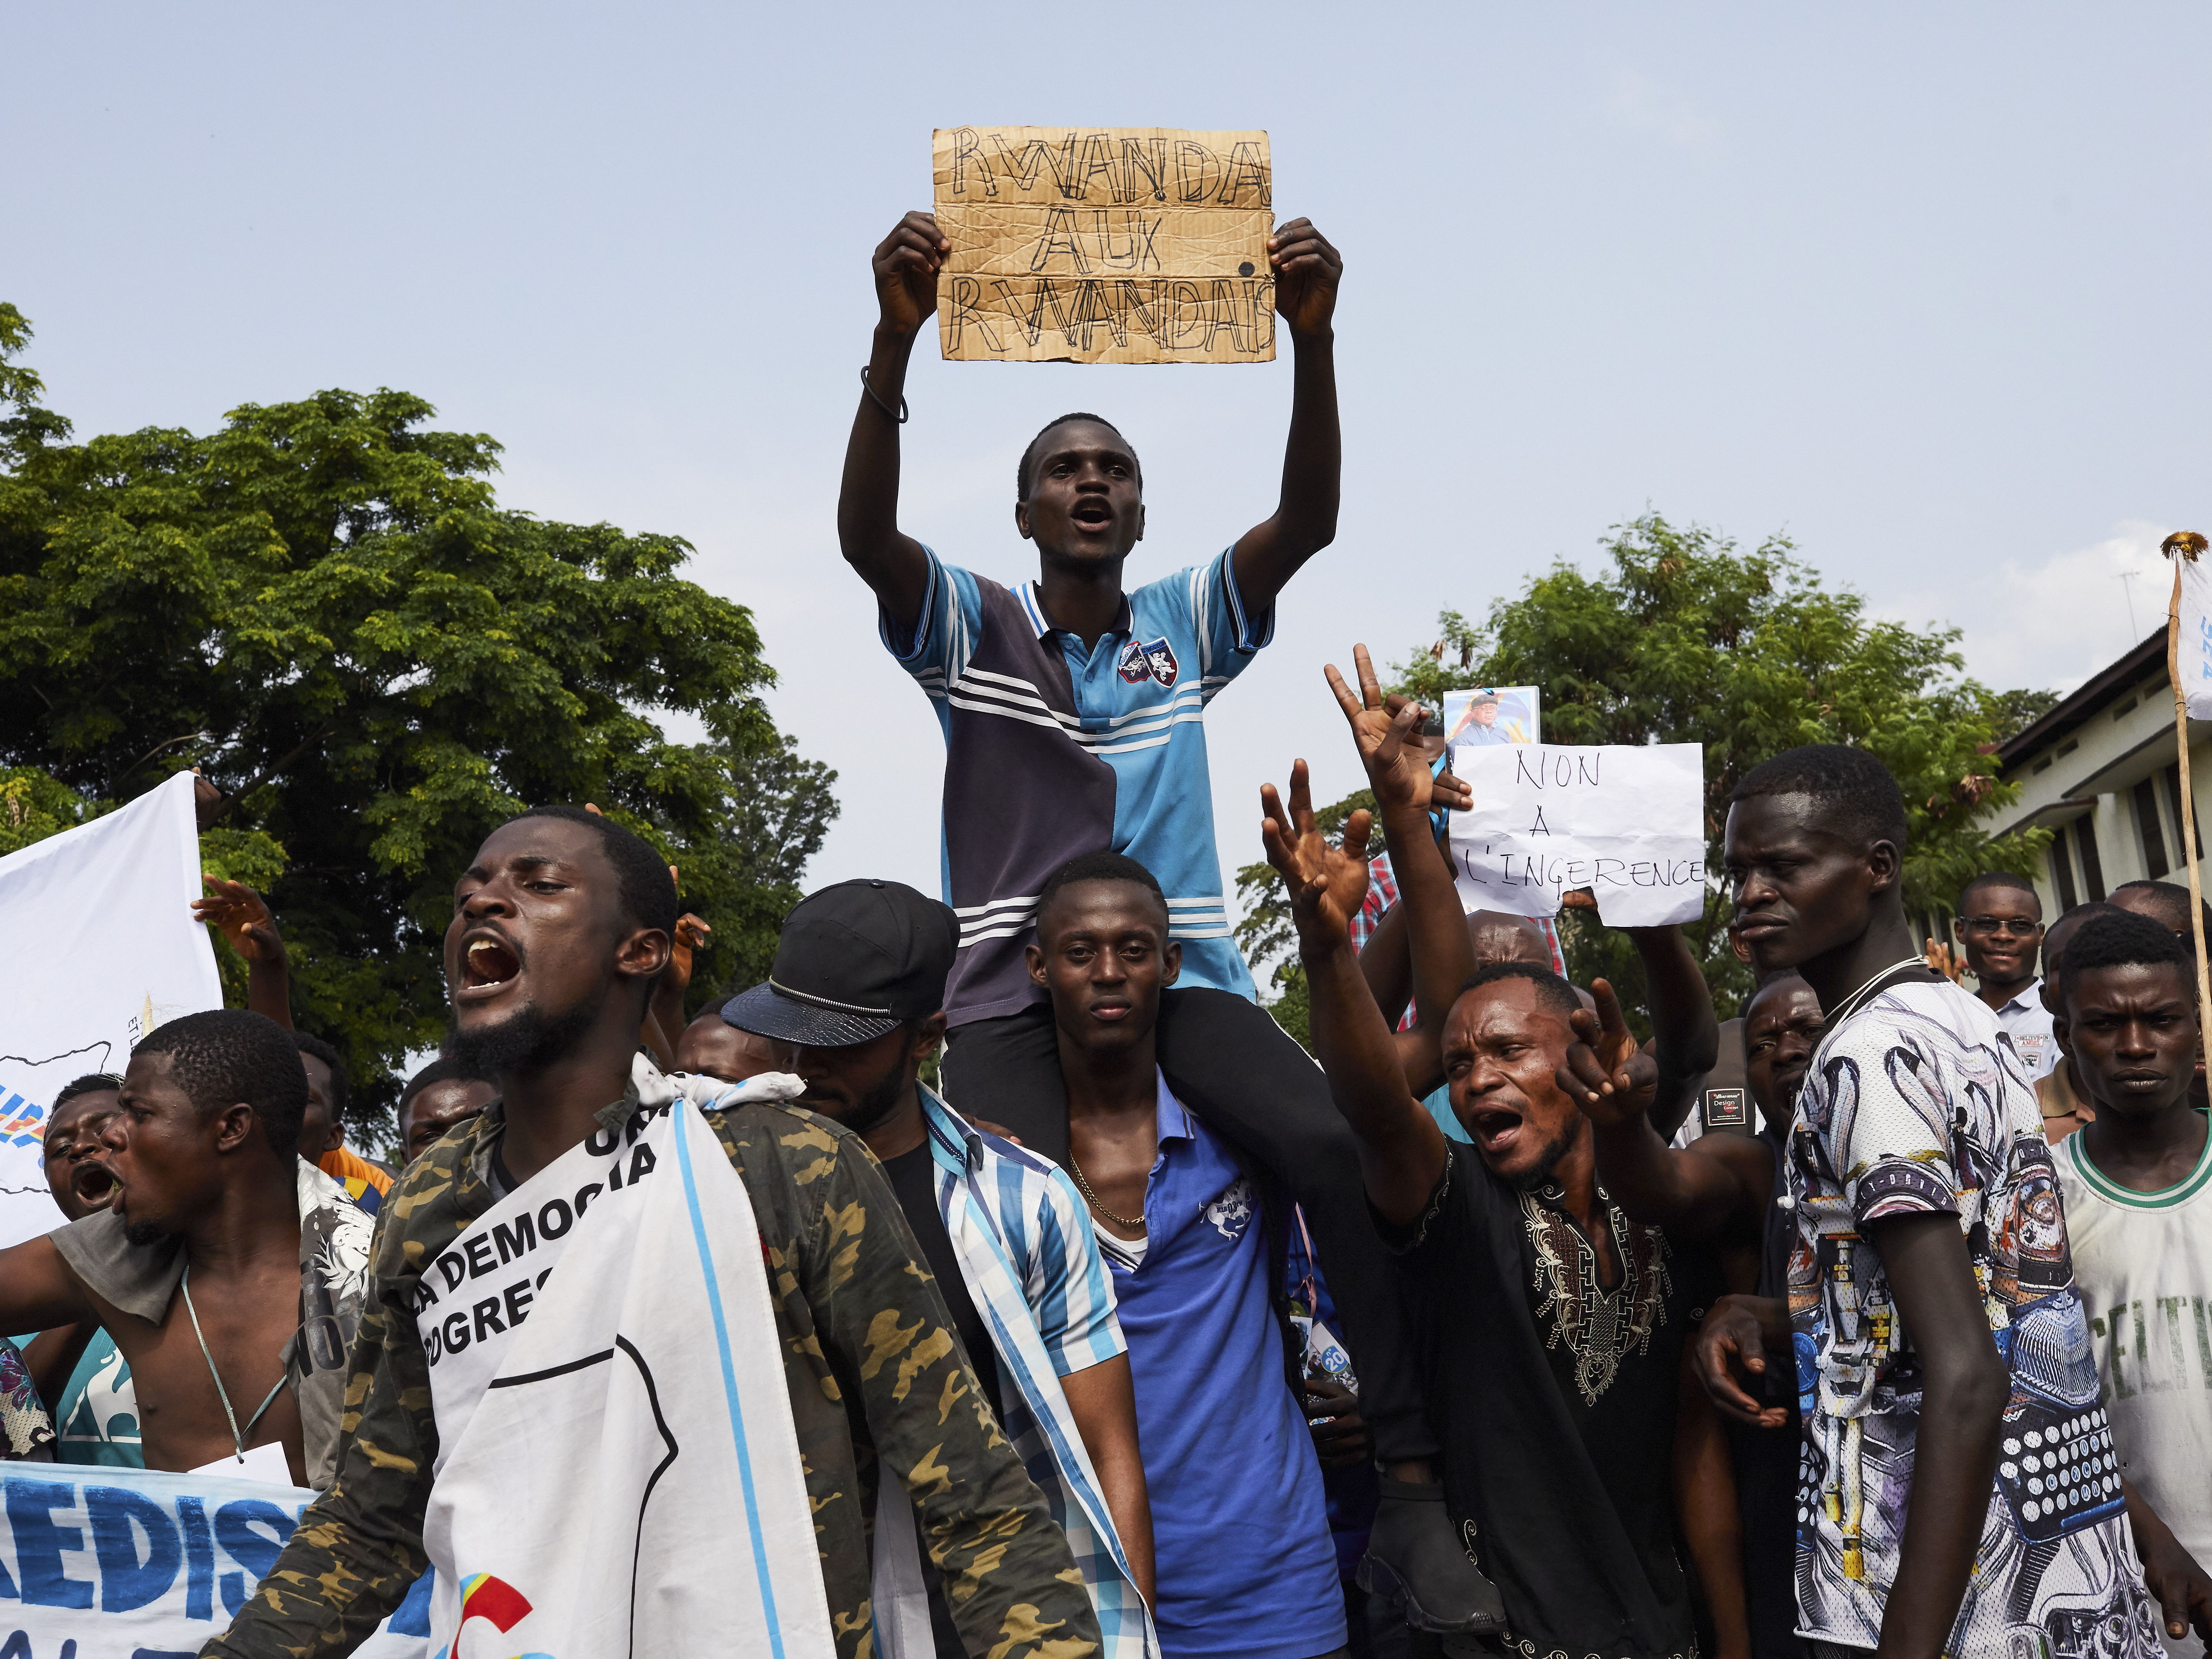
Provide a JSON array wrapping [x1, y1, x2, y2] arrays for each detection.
[[0, 207, 2203, 1659]]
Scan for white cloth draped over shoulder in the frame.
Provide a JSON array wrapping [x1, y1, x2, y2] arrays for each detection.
[[414, 1058, 835, 1659]]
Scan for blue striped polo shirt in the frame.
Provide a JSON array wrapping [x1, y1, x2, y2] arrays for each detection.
[[882, 546, 1271, 1024]]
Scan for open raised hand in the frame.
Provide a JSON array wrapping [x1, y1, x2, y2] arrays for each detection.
[[1260, 759, 1372, 950], [1325, 645, 1440, 815], [1557, 977, 1659, 1129], [192, 876, 284, 963]]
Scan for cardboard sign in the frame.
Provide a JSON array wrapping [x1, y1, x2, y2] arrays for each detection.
[[933, 127, 1275, 365], [1448, 743, 1707, 927]]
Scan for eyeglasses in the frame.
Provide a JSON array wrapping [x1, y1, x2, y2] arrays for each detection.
[[1961, 917, 2041, 937]]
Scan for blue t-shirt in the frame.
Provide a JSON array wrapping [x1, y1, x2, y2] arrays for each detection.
[[3, 1327, 142, 1467], [883, 548, 1271, 1023], [54, 1328, 141, 1467], [1092, 1074, 1344, 1659], [1421, 1082, 1472, 1144]]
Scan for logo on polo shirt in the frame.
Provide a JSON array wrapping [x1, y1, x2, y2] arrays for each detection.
[[1117, 636, 1179, 687], [1206, 1177, 1255, 1241]]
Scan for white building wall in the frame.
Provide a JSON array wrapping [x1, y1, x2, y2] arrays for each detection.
[[1983, 658, 2212, 919]]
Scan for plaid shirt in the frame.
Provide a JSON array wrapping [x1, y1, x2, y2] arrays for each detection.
[[1349, 852, 1401, 953], [920, 1089, 1160, 1659], [1350, 855, 1423, 1035]]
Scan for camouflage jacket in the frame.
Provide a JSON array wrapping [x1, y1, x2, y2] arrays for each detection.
[[202, 1092, 1102, 1659]]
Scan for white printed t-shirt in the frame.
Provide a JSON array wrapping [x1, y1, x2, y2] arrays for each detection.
[[1786, 977, 2159, 1656], [2057, 1123, 2212, 1657]]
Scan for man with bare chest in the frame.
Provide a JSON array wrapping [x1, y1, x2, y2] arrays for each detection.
[[0, 1008, 370, 1488]]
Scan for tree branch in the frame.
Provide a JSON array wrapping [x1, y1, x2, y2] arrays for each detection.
[[206, 723, 335, 828]]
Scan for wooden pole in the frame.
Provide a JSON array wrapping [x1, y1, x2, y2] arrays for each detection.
[[2163, 531, 2212, 1048]]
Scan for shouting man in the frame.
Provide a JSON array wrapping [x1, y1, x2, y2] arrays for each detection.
[[207, 805, 1098, 1659], [1262, 652, 1722, 1659], [0, 1010, 372, 1488]]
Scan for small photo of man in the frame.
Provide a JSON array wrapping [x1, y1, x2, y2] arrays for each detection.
[[1445, 686, 1537, 746]]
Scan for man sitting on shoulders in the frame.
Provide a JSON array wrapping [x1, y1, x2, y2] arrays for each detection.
[[1025, 850, 1349, 1659]]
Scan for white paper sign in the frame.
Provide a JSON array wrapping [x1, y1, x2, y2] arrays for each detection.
[[2181, 556, 2212, 722], [1447, 742, 1707, 927], [0, 771, 222, 1248]]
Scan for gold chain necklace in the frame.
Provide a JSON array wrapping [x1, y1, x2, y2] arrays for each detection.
[[1068, 1153, 1147, 1231]]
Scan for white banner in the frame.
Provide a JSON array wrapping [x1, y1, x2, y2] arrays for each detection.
[[0, 1462, 431, 1654], [1448, 742, 1707, 927], [0, 772, 221, 1248], [2180, 555, 2212, 722], [419, 1076, 835, 1659]]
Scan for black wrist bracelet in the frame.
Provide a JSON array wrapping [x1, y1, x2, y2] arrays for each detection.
[[860, 365, 909, 424]]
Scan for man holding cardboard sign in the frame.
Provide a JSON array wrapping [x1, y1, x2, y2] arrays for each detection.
[[839, 177, 1509, 1639]]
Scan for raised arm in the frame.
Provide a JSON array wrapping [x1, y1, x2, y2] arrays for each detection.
[[1633, 920, 1721, 1136], [1229, 219, 1342, 612], [1557, 976, 1762, 1239], [648, 909, 710, 1069], [1263, 677, 1448, 1226], [192, 877, 293, 1029], [1372, 738, 1477, 1102], [836, 211, 945, 637]]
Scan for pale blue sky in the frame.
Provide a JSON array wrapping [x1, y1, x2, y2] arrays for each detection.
[[10, 4, 2208, 901]]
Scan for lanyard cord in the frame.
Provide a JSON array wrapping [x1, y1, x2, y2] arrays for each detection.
[[179, 1265, 288, 1462], [1825, 954, 1932, 1030]]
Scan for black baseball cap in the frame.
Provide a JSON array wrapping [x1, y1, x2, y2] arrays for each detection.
[[721, 879, 959, 1048]]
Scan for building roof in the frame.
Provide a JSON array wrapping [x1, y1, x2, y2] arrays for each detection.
[[1995, 630, 2167, 776]]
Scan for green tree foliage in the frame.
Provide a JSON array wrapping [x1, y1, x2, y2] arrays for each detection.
[[0, 306, 837, 1126], [1237, 514, 2050, 1030], [1989, 686, 2062, 743]]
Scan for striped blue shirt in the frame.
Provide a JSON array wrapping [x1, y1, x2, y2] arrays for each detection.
[[883, 547, 1271, 1022], [918, 1088, 1157, 1659]]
